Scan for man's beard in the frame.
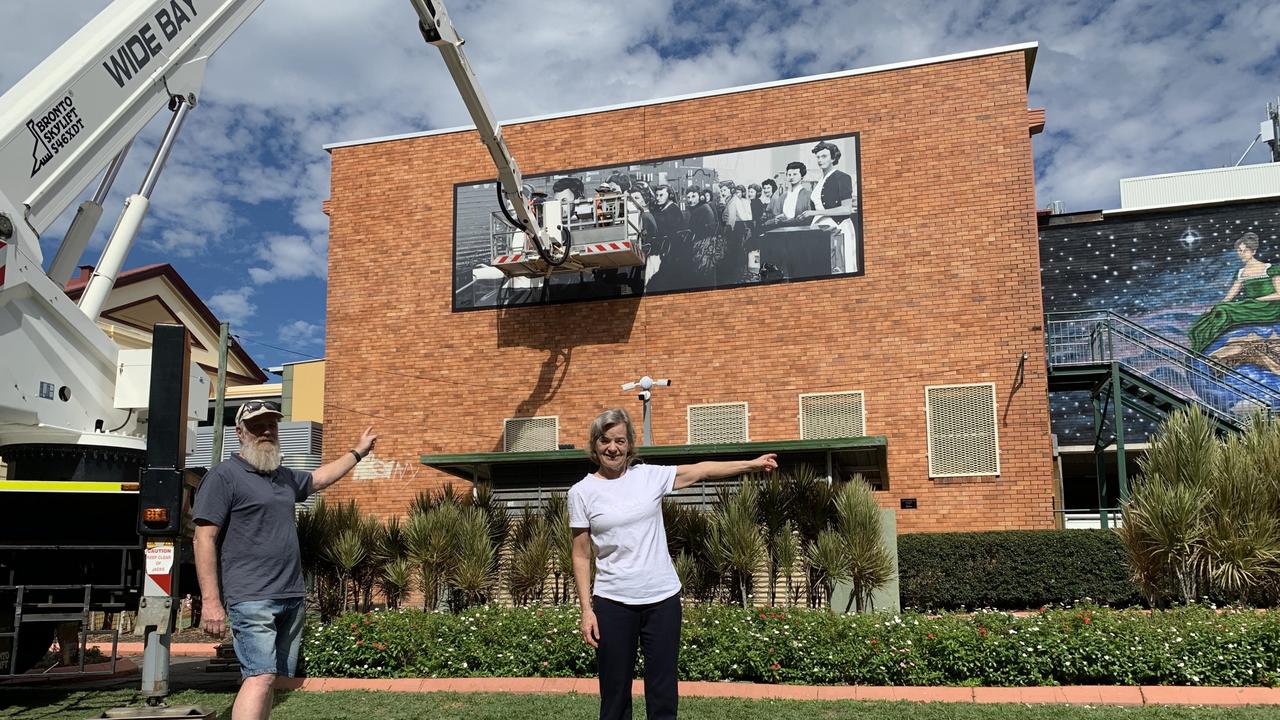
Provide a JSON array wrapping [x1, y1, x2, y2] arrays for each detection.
[[242, 437, 282, 473]]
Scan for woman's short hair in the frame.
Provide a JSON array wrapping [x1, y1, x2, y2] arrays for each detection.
[[606, 173, 634, 193], [588, 408, 639, 467], [811, 141, 841, 164], [1236, 232, 1260, 253], [761, 178, 777, 193], [552, 176, 584, 199]]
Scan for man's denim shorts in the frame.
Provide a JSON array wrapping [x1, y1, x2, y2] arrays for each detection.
[[227, 597, 306, 678]]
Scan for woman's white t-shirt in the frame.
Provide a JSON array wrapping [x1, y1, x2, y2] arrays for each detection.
[[567, 463, 682, 604]]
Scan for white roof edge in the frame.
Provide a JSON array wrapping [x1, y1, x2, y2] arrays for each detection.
[[1119, 163, 1277, 183], [322, 41, 1038, 153], [1105, 191, 1280, 216]]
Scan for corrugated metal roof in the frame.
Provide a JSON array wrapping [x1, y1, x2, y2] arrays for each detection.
[[421, 435, 887, 483], [1117, 163, 1280, 212]]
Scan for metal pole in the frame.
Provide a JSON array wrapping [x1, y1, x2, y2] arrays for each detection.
[[1092, 392, 1108, 530], [79, 97, 194, 320], [138, 97, 193, 199], [1236, 133, 1261, 167], [1111, 362, 1130, 504], [210, 322, 230, 464], [1270, 99, 1280, 163], [47, 140, 134, 286], [641, 392, 652, 446]]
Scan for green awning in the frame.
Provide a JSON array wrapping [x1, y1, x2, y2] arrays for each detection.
[[421, 435, 887, 485]]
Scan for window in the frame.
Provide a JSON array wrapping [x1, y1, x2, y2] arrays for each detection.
[[925, 383, 999, 477]]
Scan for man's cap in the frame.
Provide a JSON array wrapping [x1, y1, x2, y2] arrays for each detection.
[[236, 400, 282, 425]]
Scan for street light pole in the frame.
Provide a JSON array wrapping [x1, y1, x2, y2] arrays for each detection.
[[621, 375, 671, 446]]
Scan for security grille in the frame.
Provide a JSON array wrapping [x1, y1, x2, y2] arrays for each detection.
[[687, 402, 749, 443], [799, 391, 866, 439], [504, 416, 559, 452], [186, 421, 323, 467], [925, 383, 1000, 477], [287, 454, 324, 514]]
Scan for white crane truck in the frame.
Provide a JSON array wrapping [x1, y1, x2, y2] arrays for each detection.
[[0, 0, 643, 712]]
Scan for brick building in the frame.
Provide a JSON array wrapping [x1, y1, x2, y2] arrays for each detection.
[[319, 42, 1054, 534]]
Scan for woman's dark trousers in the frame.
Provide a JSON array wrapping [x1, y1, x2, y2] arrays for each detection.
[[593, 593, 681, 719]]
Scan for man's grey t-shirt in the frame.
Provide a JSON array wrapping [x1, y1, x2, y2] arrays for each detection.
[[192, 455, 313, 606]]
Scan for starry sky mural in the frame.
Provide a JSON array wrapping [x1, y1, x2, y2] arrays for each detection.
[[1040, 199, 1280, 445]]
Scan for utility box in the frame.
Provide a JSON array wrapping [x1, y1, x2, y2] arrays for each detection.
[[831, 508, 900, 614]]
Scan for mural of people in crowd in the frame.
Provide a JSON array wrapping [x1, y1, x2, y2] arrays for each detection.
[[452, 134, 862, 310]]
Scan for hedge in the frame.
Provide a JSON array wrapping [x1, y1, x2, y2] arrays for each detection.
[[302, 604, 1280, 686], [897, 530, 1141, 610]]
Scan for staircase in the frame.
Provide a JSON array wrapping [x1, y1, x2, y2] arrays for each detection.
[[1046, 310, 1280, 433]]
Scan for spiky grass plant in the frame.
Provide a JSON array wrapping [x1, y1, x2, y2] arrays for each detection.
[[832, 476, 895, 613], [708, 481, 765, 608], [452, 506, 498, 609]]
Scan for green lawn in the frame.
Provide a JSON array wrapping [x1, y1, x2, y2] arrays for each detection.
[[1, 689, 1278, 720]]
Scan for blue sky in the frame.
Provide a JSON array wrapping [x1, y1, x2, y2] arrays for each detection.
[[2, 0, 1278, 372]]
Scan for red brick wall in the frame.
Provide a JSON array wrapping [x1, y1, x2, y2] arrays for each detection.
[[323, 50, 1055, 532]]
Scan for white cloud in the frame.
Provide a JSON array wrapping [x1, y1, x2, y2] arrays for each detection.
[[248, 233, 328, 284], [152, 227, 209, 257], [278, 320, 322, 348], [5, 0, 1280, 256], [208, 286, 256, 326]]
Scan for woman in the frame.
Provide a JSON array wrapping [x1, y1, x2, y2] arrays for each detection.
[[570, 408, 776, 720], [717, 181, 752, 284], [802, 140, 857, 274], [747, 183, 766, 232], [1188, 232, 1280, 354], [628, 189, 660, 286]]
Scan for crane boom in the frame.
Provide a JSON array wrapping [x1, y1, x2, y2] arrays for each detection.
[[0, 0, 263, 267], [409, 0, 570, 267]]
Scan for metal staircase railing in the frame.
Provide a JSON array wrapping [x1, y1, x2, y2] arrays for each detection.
[[1045, 310, 1280, 429]]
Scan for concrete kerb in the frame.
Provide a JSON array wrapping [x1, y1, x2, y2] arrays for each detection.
[[85, 646, 1280, 706]]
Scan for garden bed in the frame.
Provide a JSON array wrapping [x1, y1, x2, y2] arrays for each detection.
[[301, 603, 1280, 687]]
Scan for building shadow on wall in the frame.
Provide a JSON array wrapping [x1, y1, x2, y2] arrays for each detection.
[[491, 297, 641, 451]]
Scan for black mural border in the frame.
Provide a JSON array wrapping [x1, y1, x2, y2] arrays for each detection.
[[449, 131, 865, 313]]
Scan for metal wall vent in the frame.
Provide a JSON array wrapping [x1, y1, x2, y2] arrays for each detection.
[[799, 391, 866, 439], [504, 416, 560, 452], [925, 383, 1000, 477], [687, 402, 749, 444]]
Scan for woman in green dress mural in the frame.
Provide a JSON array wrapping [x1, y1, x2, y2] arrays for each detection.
[[1188, 232, 1280, 353]]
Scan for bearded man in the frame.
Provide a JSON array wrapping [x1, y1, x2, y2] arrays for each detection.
[[192, 401, 376, 720]]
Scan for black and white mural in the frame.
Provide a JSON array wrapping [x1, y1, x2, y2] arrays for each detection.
[[452, 134, 862, 310]]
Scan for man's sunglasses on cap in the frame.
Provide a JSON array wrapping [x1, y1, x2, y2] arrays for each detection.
[[236, 400, 282, 424]]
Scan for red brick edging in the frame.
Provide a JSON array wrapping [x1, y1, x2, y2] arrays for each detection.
[[279, 678, 1280, 706], [88, 645, 1280, 706]]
